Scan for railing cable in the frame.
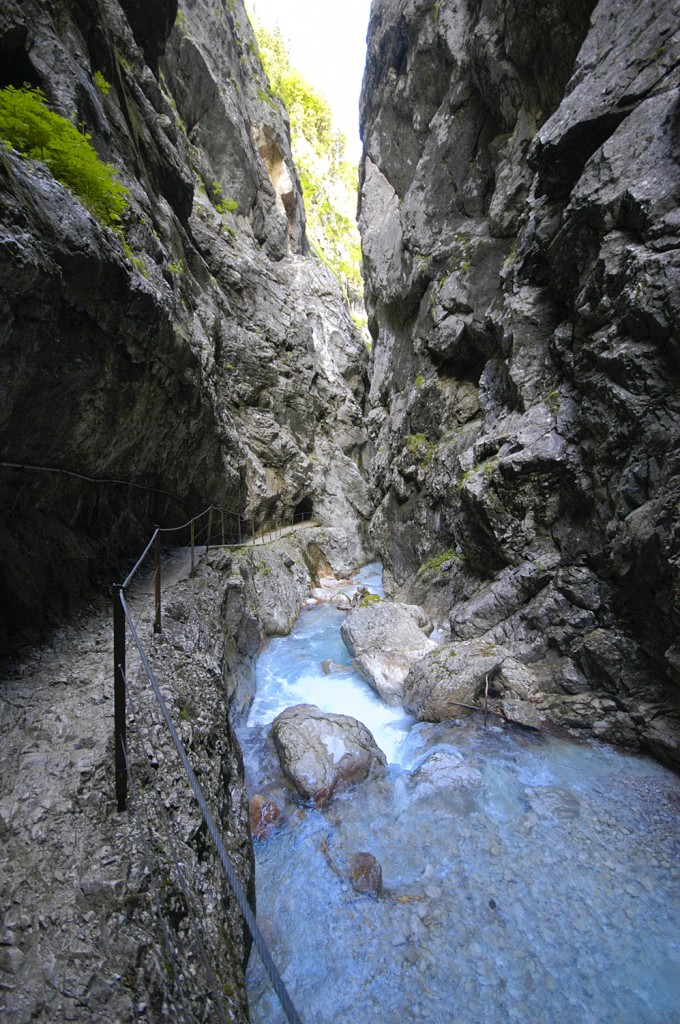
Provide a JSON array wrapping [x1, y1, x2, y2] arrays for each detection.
[[123, 529, 160, 590], [121, 733, 193, 1024], [126, 684, 234, 1024], [120, 592, 304, 1024]]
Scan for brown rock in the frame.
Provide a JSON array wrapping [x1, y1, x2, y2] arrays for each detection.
[[350, 852, 383, 896], [249, 794, 281, 839]]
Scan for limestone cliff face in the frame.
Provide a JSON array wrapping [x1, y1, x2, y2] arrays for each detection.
[[359, 0, 680, 765], [0, 0, 370, 648]]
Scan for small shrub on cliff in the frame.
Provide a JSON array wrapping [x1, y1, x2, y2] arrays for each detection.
[[93, 71, 111, 96], [406, 433, 436, 466], [211, 179, 238, 214], [0, 86, 128, 228], [420, 550, 460, 573]]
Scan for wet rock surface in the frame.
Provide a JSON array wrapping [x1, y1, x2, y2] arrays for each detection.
[[340, 600, 435, 705], [349, 851, 384, 896], [234, 560, 680, 1023], [249, 793, 281, 840], [359, 0, 680, 763], [270, 703, 387, 806], [249, 712, 680, 1024], [409, 749, 484, 793]]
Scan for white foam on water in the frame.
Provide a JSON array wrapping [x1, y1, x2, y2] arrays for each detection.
[[243, 563, 680, 1024]]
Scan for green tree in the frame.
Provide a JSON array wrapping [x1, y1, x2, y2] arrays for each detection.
[[249, 14, 363, 311]]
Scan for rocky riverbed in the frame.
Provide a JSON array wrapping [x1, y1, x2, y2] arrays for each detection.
[[2, 525, 680, 1024], [238, 563, 680, 1024]]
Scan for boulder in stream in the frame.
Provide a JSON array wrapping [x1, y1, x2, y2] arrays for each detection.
[[403, 640, 548, 731], [340, 601, 436, 706], [350, 852, 383, 897], [321, 658, 352, 675], [403, 640, 509, 720], [270, 704, 387, 806], [410, 751, 484, 794], [248, 794, 281, 840]]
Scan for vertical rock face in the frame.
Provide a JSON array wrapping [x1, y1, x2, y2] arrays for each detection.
[[359, 0, 680, 763], [0, 0, 370, 647]]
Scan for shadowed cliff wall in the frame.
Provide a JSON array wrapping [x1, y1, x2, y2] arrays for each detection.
[[359, 0, 680, 765], [0, 0, 370, 648]]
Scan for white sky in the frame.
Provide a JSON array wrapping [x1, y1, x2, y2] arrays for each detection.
[[246, 0, 372, 162]]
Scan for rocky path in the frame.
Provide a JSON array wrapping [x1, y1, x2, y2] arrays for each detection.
[[0, 525, 313, 1023], [0, 541, 225, 1022], [0, 563, 168, 1023]]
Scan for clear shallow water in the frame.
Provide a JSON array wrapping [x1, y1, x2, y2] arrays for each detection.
[[246, 563, 412, 765], [240, 565, 680, 1024]]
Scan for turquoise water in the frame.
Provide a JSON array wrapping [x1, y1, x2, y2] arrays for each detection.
[[246, 564, 412, 764], [240, 566, 680, 1024]]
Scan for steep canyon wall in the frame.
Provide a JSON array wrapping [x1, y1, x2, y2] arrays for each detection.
[[359, 0, 680, 765], [0, 0, 370, 648]]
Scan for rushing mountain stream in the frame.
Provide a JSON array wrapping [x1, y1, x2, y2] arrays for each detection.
[[237, 566, 680, 1024]]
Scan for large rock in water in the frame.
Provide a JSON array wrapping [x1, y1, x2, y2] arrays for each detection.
[[270, 704, 387, 805], [358, 0, 680, 766], [340, 600, 436, 705], [410, 750, 484, 794]]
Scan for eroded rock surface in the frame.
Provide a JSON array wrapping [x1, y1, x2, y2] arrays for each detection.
[[0, 0, 369, 649], [341, 599, 436, 705], [271, 703, 387, 805], [359, 0, 680, 765]]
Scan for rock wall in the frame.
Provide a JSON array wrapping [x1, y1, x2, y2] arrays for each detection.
[[0, 0, 370, 649], [359, 0, 680, 765], [0, 524, 360, 1022]]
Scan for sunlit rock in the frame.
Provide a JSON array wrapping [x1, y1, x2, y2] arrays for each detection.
[[270, 704, 387, 806], [311, 587, 351, 609], [340, 601, 436, 706]]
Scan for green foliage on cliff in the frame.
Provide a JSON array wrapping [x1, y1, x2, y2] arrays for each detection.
[[211, 179, 238, 213], [0, 86, 128, 228], [407, 433, 436, 465], [419, 550, 461, 573], [248, 13, 363, 308]]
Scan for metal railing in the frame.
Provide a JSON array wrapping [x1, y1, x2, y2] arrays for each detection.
[[112, 502, 309, 1024]]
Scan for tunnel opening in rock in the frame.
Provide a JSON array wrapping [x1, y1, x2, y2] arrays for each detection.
[[0, 28, 41, 90], [294, 496, 313, 522]]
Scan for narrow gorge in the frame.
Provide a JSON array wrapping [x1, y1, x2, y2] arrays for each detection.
[[0, 0, 679, 1022]]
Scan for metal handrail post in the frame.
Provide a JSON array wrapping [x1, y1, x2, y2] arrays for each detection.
[[190, 518, 195, 573], [113, 584, 127, 812], [154, 528, 161, 634], [206, 506, 213, 555], [221, 509, 225, 546]]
